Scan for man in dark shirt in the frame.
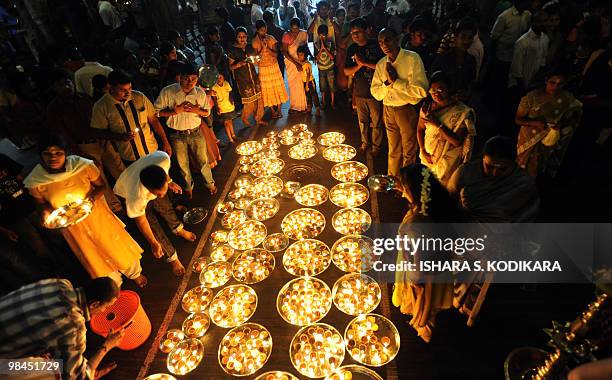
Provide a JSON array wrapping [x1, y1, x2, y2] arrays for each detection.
[[344, 17, 385, 155], [46, 69, 125, 212], [226, 0, 246, 29], [216, 7, 237, 51]]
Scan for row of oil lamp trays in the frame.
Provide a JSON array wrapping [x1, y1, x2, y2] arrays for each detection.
[[147, 127, 400, 379]]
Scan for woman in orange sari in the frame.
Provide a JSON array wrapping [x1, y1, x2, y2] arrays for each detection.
[[24, 136, 145, 287]]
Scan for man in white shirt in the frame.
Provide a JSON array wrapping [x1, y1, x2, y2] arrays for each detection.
[[371, 28, 429, 177], [98, 0, 123, 31], [114, 151, 196, 277], [74, 45, 113, 98], [155, 63, 217, 199], [509, 12, 549, 89]]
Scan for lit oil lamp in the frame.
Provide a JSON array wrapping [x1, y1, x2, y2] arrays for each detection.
[[277, 276, 332, 326], [232, 248, 275, 284], [263, 233, 289, 252], [331, 161, 369, 183], [329, 182, 369, 208], [324, 365, 384, 380], [255, 371, 299, 380], [216, 201, 235, 214], [234, 197, 253, 210], [322, 144, 357, 163], [239, 155, 257, 165], [279, 129, 299, 145], [288, 143, 317, 160], [199, 261, 232, 288], [249, 175, 284, 198], [192, 257, 208, 273], [317, 132, 346, 147], [234, 175, 253, 189], [281, 181, 301, 198], [227, 220, 268, 251], [332, 273, 381, 316], [143, 374, 178, 380], [344, 314, 400, 367], [209, 284, 257, 328], [210, 244, 235, 262], [290, 323, 345, 378], [331, 208, 372, 235], [239, 164, 251, 174], [245, 198, 280, 221], [182, 312, 210, 338], [266, 131, 278, 138], [158, 329, 185, 353], [281, 208, 326, 240], [210, 230, 229, 246], [283, 239, 331, 276], [236, 140, 263, 156], [45, 198, 94, 229], [221, 210, 247, 229], [291, 123, 309, 133], [254, 148, 281, 160], [294, 184, 329, 206], [249, 158, 285, 178], [331, 235, 376, 273], [228, 187, 249, 201], [166, 338, 204, 375], [218, 323, 273, 376], [181, 285, 213, 313]]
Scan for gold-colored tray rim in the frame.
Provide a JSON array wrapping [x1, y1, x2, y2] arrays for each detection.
[[217, 322, 273, 377]]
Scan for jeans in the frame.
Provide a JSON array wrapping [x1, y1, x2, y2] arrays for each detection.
[[355, 97, 383, 149], [168, 128, 215, 192]]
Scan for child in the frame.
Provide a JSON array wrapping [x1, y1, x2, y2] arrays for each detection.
[[315, 24, 336, 109], [297, 45, 321, 116], [211, 73, 239, 143]]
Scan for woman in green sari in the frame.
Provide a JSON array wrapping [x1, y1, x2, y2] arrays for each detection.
[[417, 71, 476, 186], [515, 67, 583, 177], [392, 163, 465, 342]]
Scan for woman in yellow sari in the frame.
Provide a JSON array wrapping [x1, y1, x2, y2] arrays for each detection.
[[515, 67, 583, 177], [392, 163, 464, 342], [24, 136, 145, 287], [417, 71, 476, 186]]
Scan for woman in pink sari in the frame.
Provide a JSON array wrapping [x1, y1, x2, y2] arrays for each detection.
[[282, 18, 309, 113]]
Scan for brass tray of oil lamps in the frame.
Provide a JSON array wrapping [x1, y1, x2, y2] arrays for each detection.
[[239, 164, 251, 174], [317, 132, 346, 147], [263, 233, 289, 252], [239, 155, 257, 166], [245, 198, 280, 221], [228, 187, 249, 201], [218, 322, 273, 377], [344, 314, 400, 367], [45, 198, 93, 229], [331, 161, 369, 183], [323, 144, 357, 163], [250, 158, 285, 178], [210, 230, 229, 246], [255, 371, 299, 380], [166, 338, 204, 376], [200, 261, 233, 288], [236, 140, 263, 156], [216, 201, 235, 214], [329, 182, 370, 208], [232, 248, 275, 284], [192, 257, 208, 273], [158, 329, 185, 354], [332, 273, 381, 316], [281, 208, 326, 240], [331, 208, 372, 235], [222, 210, 248, 229], [331, 235, 377, 273], [254, 148, 281, 160], [209, 284, 258, 328], [182, 312, 210, 338], [181, 285, 214, 313], [279, 129, 299, 145], [234, 197, 252, 210], [283, 239, 331, 277], [325, 365, 384, 380], [294, 184, 329, 207], [234, 175, 253, 188], [210, 244, 236, 262], [290, 323, 345, 378], [291, 123, 309, 133], [277, 276, 332, 326], [249, 175, 284, 198], [228, 220, 267, 251], [144, 374, 178, 380], [289, 143, 317, 160]]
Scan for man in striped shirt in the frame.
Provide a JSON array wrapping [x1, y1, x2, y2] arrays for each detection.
[[91, 69, 172, 165], [0, 278, 125, 379]]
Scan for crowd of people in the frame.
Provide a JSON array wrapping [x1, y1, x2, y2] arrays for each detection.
[[0, 0, 610, 378]]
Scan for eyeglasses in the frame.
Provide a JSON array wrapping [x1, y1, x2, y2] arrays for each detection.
[[429, 87, 446, 94]]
